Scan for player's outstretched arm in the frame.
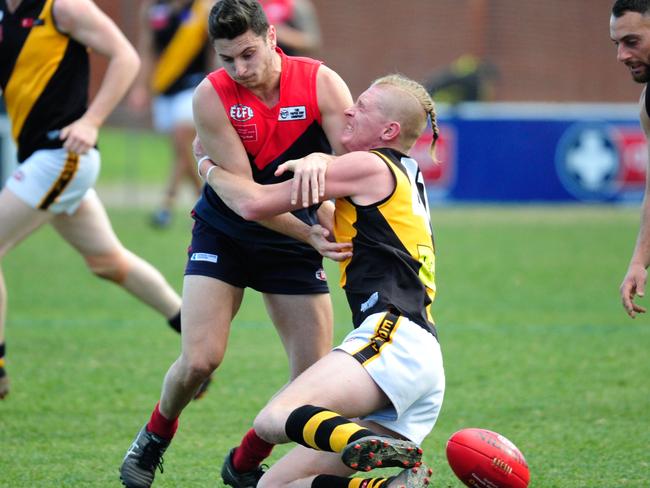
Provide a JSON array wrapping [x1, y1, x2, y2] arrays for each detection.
[[275, 153, 335, 206], [205, 151, 389, 220], [54, 0, 140, 154], [621, 94, 650, 318]]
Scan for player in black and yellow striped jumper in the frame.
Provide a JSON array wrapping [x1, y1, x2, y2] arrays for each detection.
[[128, 0, 212, 227], [0, 0, 184, 400], [200, 73, 445, 487]]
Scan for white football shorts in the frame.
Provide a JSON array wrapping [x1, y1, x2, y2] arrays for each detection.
[[335, 311, 445, 445], [5, 147, 100, 215], [152, 88, 195, 133]]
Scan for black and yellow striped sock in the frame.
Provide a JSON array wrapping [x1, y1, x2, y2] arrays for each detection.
[[312, 474, 394, 488], [285, 405, 375, 453]]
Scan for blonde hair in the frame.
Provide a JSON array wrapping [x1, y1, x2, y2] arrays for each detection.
[[371, 74, 440, 161]]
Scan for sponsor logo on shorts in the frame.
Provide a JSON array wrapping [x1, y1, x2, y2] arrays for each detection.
[[230, 104, 254, 122], [278, 106, 306, 121], [315, 268, 327, 281], [352, 311, 400, 364], [12, 169, 25, 182], [190, 252, 218, 263], [360, 291, 379, 312]]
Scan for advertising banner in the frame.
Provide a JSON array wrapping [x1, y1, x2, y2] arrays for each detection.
[[416, 103, 644, 203]]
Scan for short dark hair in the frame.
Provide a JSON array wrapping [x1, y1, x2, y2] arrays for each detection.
[[208, 0, 269, 41], [612, 0, 650, 17]]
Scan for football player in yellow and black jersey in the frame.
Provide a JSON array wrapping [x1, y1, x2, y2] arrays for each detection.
[[128, 0, 213, 228], [0, 0, 183, 400], [199, 74, 445, 488]]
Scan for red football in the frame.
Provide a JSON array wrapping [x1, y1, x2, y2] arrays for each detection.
[[446, 428, 530, 488]]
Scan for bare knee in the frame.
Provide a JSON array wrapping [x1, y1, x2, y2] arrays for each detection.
[[179, 352, 221, 384], [258, 471, 291, 488], [84, 251, 130, 284], [253, 401, 292, 445]]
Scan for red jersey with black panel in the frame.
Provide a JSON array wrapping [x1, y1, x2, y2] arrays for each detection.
[[193, 49, 332, 243]]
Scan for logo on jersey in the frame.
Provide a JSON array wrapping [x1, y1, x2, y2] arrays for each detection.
[[360, 291, 379, 313], [235, 124, 258, 142], [278, 106, 307, 121], [315, 268, 327, 281], [230, 104, 254, 122], [190, 252, 218, 263], [46, 129, 61, 141], [21, 17, 45, 28]]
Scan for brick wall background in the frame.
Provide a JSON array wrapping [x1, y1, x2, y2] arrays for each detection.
[[94, 0, 640, 103]]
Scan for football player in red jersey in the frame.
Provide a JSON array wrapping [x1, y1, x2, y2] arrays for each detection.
[[120, 1, 352, 487]]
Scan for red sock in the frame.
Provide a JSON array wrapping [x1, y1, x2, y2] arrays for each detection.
[[146, 402, 178, 440], [232, 428, 275, 472]]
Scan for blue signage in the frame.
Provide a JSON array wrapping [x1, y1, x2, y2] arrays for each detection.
[[420, 103, 643, 203]]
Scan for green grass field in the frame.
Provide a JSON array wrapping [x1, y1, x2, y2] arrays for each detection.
[[97, 128, 175, 185], [0, 131, 648, 486], [1, 204, 647, 487]]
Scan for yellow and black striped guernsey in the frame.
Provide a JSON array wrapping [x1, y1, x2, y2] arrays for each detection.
[[0, 0, 89, 162], [149, 0, 210, 95], [334, 147, 437, 337]]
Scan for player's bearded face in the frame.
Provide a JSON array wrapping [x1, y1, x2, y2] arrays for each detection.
[[629, 59, 650, 83], [610, 13, 650, 83]]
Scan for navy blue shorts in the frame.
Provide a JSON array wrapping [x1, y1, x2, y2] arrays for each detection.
[[184, 217, 329, 295]]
